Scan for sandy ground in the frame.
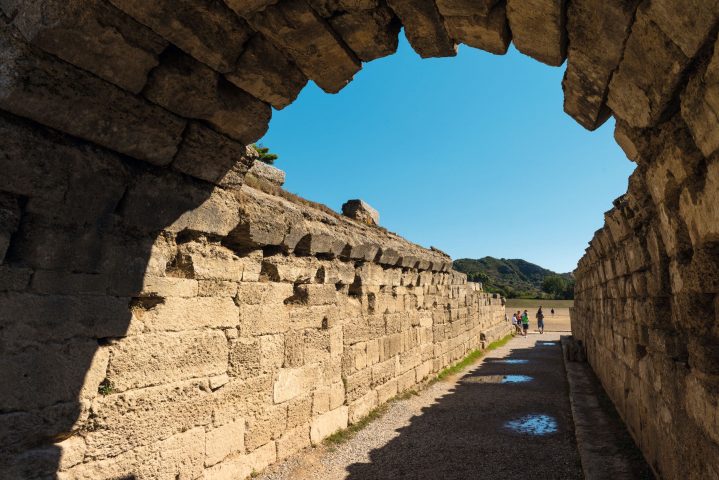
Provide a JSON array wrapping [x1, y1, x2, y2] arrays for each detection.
[[258, 327, 582, 480], [505, 307, 572, 334]]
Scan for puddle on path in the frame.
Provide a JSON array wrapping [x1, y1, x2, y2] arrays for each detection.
[[538, 342, 558, 346], [504, 415, 558, 435], [462, 375, 533, 384], [496, 359, 529, 364], [501, 375, 532, 383]]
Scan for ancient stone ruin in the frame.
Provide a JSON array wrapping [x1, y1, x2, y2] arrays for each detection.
[[0, 0, 717, 479]]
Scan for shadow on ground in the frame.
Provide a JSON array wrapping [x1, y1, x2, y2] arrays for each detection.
[[345, 338, 583, 480]]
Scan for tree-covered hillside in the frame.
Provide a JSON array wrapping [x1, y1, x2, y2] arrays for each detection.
[[453, 257, 575, 299]]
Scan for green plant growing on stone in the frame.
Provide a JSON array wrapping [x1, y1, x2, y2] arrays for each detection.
[[252, 143, 279, 165], [98, 379, 115, 396]]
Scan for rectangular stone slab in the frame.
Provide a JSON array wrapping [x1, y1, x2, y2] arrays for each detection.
[[144, 48, 271, 144], [109, 0, 251, 73], [562, 0, 640, 130], [506, 0, 567, 66], [0, 25, 186, 165], [386, 0, 457, 58], [682, 38, 719, 158], [607, 8, 688, 128], [443, 3, 510, 55], [246, 0, 361, 94], [6, 0, 167, 94], [435, 0, 499, 17], [226, 33, 308, 110], [328, 5, 401, 62]]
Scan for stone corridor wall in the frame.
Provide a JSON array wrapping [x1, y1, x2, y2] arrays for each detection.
[[572, 62, 719, 479], [0, 110, 507, 479]]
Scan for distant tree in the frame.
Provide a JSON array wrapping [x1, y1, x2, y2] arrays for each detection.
[[542, 275, 568, 298], [253, 143, 279, 165]]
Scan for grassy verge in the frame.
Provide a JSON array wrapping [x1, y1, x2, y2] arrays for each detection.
[[434, 334, 513, 382], [323, 334, 513, 448]]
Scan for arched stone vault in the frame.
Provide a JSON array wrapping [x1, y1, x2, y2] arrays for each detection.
[[0, 1, 718, 479]]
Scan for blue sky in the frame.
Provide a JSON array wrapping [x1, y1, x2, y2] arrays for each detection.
[[260, 36, 634, 273]]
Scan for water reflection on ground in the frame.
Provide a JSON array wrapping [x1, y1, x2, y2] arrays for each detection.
[[495, 359, 529, 364], [504, 414, 558, 435], [501, 375, 532, 384]]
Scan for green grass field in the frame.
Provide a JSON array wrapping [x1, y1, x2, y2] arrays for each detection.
[[505, 298, 574, 309]]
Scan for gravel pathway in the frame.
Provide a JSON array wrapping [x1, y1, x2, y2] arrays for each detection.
[[258, 327, 582, 480]]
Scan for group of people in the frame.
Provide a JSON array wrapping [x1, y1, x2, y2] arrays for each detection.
[[510, 307, 546, 336]]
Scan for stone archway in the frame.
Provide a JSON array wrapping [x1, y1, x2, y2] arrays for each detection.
[[0, 1, 718, 479]]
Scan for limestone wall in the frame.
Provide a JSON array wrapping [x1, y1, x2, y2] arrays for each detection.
[[572, 102, 719, 478], [0, 111, 507, 479]]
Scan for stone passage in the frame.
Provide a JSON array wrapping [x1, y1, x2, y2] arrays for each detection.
[[1, 0, 719, 479]]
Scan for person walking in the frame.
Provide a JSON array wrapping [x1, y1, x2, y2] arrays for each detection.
[[521, 310, 529, 336], [511, 312, 518, 336], [516, 310, 523, 335], [536, 306, 545, 334], [551, 308, 555, 316]]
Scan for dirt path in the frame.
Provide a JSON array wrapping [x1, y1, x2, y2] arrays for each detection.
[[259, 324, 583, 480]]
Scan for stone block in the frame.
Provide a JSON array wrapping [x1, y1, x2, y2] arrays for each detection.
[[246, 160, 286, 188], [397, 368, 417, 392], [327, 5, 401, 62], [506, 0, 566, 66], [198, 280, 238, 298], [210, 375, 273, 427], [0, 24, 185, 165], [682, 41, 719, 158], [386, 0, 457, 58], [109, 0, 251, 73], [140, 276, 199, 298], [239, 304, 290, 336], [274, 364, 321, 404], [173, 122, 254, 186], [85, 379, 213, 459], [9, 0, 167, 93], [607, 8, 689, 128], [287, 395, 312, 428], [106, 330, 229, 392], [342, 199, 380, 226], [376, 378, 398, 404], [229, 335, 284, 379], [62, 427, 205, 480], [247, 0, 361, 94], [227, 33, 308, 109], [245, 406, 287, 451], [345, 369, 371, 403], [0, 293, 129, 350], [679, 159, 719, 249], [120, 172, 241, 236], [348, 389, 378, 424], [0, 265, 32, 291], [276, 425, 310, 460], [443, 4, 510, 55], [132, 296, 239, 332], [310, 406, 348, 445], [205, 419, 245, 467], [562, 0, 639, 130], [144, 49, 271, 144]]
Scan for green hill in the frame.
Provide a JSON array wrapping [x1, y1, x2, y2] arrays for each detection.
[[453, 257, 575, 299]]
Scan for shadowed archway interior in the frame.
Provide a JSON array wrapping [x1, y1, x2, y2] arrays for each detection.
[[0, 1, 718, 479]]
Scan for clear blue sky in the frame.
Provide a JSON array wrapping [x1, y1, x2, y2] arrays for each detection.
[[260, 36, 634, 273]]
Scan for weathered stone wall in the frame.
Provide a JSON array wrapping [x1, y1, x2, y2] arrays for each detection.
[[572, 44, 719, 478], [0, 109, 507, 479], [2, 0, 719, 478]]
